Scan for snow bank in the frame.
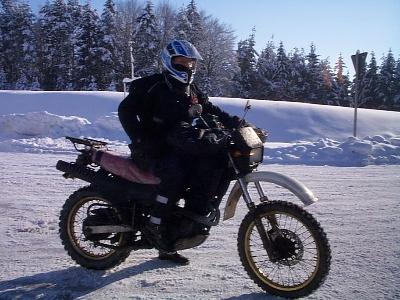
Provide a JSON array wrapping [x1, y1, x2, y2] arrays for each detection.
[[265, 134, 400, 166], [0, 90, 399, 166]]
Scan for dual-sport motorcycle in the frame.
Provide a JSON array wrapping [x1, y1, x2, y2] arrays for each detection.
[[56, 103, 331, 298]]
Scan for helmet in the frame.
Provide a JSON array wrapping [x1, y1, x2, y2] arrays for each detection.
[[161, 39, 203, 85]]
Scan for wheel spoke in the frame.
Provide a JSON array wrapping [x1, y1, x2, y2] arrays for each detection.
[[68, 197, 123, 259], [244, 207, 323, 290]]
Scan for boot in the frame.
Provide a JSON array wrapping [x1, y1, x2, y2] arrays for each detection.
[[158, 250, 189, 265], [143, 195, 173, 251], [143, 222, 173, 252]]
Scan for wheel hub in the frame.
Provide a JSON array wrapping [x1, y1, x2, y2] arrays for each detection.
[[271, 229, 304, 266]]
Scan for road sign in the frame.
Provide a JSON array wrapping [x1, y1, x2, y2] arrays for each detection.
[[351, 51, 368, 137], [351, 52, 368, 76]]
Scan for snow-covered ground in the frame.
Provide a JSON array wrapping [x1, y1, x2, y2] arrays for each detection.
[[0, 90, 399, 299], [0, 153, 399, 299], [1, 90, 400, 167]]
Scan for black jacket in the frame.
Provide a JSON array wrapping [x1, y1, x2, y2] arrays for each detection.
[[118, 73, 241, 158]]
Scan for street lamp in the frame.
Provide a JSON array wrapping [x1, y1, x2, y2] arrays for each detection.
[[123, 41, 136, 97]]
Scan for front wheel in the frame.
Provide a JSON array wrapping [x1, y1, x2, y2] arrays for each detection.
[[238, 201, 331, 298]]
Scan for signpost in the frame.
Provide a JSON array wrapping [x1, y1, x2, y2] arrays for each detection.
[[351, 51, 368, 137]]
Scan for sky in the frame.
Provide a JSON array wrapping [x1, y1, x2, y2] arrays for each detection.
[[28, 0, 400, 75]]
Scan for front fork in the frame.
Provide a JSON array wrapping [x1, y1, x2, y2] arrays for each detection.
[[228, 153, 280, 260], [237, 177, 280, 261]]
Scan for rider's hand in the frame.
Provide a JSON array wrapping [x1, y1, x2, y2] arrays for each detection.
[[254, 127, 268, 143]]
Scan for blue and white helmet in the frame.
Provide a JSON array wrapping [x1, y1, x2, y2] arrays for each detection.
[[161, 39, 203, 85]]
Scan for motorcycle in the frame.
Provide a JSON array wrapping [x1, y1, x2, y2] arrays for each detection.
[[56, 103, 331, 298]]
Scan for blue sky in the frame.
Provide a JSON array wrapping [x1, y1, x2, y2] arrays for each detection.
[[29, 0, 400, 75]]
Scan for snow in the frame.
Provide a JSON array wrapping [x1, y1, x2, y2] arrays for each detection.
[[1, 90, 399, 167], [0, 90, 400, 299], [0, 154, 399, 299]]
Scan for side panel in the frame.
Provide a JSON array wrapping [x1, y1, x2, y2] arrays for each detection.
[[223, 171, 318, 221]]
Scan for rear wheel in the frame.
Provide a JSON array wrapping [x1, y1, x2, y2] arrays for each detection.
[[59, 186, 131, 270], [238, 201, 331, 298]]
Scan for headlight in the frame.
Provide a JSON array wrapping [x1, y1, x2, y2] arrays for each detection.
[[230, 147, 264, 163], [249, 147, 263, 164]]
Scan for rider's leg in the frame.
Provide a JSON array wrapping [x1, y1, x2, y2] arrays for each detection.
[[145, 153, 188, 249]]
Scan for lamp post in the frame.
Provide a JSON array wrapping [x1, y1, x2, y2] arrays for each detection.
[[129, 41, 134, 79], [123, 41, 136, 97]]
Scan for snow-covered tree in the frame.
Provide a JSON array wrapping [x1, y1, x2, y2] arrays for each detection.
[[320, 59, 336, 105], [37, 0, 71, 90], [99, 0, 120, 90], [361, 52, 380, 109], [133, 0, 159, 77], [393, 57, 400, 111], [173, 0, 204, 44], [65, 0, 83, 90], [156, 1, 176, 71], [288, 48, 307, 101], [233, 28, 258, 98], [0, 0, 38, 89], [74, 3, 103, 90], [378, 50, 397, 110], [274, 41, 291, 100], [255, 40, 277, 99], [0, 66, 7, 89], [333, 54, 351, 106], [173, 6, 189, 40], [304, 43, 324, 103], [114, 0, 141, 81], [199, 17, 237, 96]]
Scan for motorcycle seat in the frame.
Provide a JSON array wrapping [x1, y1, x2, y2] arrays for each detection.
[[94, 150, 161, 185]]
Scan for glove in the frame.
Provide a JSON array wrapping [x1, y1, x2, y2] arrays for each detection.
[[253, 127, 268, 143]]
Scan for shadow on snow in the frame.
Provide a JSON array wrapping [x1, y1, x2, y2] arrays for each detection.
[[0, 260, 278, 300]]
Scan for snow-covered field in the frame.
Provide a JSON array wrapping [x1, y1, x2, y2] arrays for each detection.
[[0, 90, 399, 299], [1, 90, 400, 166], [0, 153, 399, 299]]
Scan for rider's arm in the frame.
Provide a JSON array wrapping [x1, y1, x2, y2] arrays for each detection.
[[192, 84, 242, 129], [118, 81, 147, 143], [202, 100, 242, 129]]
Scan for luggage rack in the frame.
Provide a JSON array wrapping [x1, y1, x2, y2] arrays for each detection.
[[65, 136, 108, 152]]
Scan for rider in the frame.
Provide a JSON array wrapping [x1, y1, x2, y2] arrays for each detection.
[[118, 40, 243, 264]]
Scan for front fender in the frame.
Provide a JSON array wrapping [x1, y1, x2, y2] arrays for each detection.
[[223, 171, 318, 221]]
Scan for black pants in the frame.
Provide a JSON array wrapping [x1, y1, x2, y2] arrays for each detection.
[[153, 152, 225, 216]]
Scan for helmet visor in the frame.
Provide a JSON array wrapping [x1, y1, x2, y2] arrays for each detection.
[[171, 56, 197, 73]]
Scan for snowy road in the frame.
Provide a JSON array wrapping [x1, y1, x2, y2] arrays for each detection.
[[0, 152, 399, 299]]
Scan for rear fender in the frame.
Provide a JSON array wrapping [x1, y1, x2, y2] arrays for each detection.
[[223, 171, 318, 221]]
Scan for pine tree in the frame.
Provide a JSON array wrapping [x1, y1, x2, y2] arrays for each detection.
[[0, 0, 38, 89], [378, 50, 396, 110], [174, 6, 190, 40], [288, 48, 307, 101], [133, 0, 159, 77], [274, 41, 290, 100], [99, 0, 120, 90], [184, 0, 204, 44], [393, 57, 400, 111], [37, 0, 71, 90], [304, 43, 324, 103], [333, 54, 351, 106], [255, 40, 277, 99], [74, 3, 103, 90], [320, 59, 336, 105], [66, 0, 83, 90], [173, 1, 207, 87], [234, 29, 258, 98], [361, 52, 380, 108]]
